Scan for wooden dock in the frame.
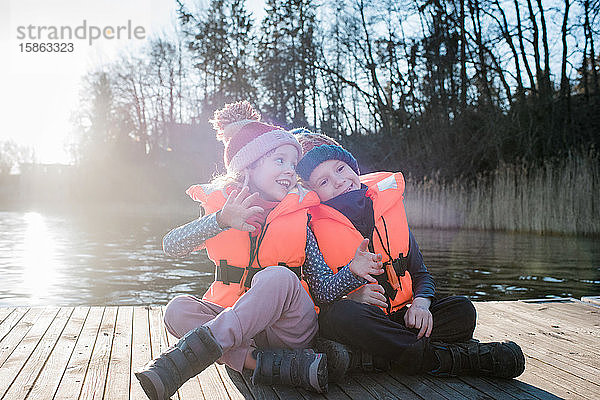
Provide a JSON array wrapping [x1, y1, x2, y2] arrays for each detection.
[[0, 299, 598, 400]]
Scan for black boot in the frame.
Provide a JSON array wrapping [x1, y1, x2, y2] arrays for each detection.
[[135, 326, 223, 400], [430, 340, 525, 378], [252, 348, 328, 393], [313, 337, 391, 382]]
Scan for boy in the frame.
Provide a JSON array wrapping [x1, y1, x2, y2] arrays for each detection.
[[295, 132, 525, 379]]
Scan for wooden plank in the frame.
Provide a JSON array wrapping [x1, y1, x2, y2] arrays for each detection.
[[368, 372, 422, 400], [479, 377, 563, 400], [521, 302, 600, 337], [475, 322, 599, 399], [487, 301, 600, 345], [0, 302, 596, 400], [353, 374, 401, 399], [0, 307, 46, 368], [389, 373, 452, 400], [215, 363, 254, 400], [163, 311, 206, 400], [0, 307, 59, 397], [520, 357, 590, 400], [0, 307, 15, 325], [416, 376, 471, 400], [79, 306, 118, 400], [581, 296, 600, 306], [458, 376, 533, 400], [130, 306, 151, 400], [334, 375, 379, 400], [25, 307, 90, 400], [0, 307, 28, 344], [2, 307, 73, 399], [426, 376, 495, 400], [317, 382, 352, 400], [478, 302, 600, 367], [476, 305, 600, 382], [240, 368, 283, 399], [148, 306, 181, 400], [103, 306, 133, 400], [477, 302, 600, 359], [197, 363, 235, 400], [290, 386, 327, 400], [53, 307, 105, 400]]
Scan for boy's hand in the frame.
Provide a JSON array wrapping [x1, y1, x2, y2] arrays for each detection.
[[346, 284, 387, 308], [404, 297, 433, 339], [348, 239, 384, 283], [216, 186, 264, 232]]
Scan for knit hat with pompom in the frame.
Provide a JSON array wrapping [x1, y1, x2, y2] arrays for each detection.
[[211, 101, 302, 174], [292, 128, 359, 181]]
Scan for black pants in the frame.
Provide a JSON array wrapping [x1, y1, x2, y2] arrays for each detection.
[[318, 296, 476, 372]]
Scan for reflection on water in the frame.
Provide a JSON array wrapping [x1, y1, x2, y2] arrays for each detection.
[[0, 210, 598, 305]]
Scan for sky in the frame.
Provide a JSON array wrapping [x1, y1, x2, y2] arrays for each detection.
[[0, 0, 265, 164]]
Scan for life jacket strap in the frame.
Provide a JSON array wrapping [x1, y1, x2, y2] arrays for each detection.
[[391, 254, 408, 277], [216, 260, 301, 289]]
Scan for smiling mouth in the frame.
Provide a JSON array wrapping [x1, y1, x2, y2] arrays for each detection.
[[276, 179, 291, 189], [342, 184, 354, 194]]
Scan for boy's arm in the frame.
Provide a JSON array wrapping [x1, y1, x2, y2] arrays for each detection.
[[407, 229, 435, 299], [162, 213, 227, 257], [303, 226, 365, 305], [404, 229, 435, 338]]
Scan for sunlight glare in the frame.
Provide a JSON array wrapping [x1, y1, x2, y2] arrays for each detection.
[[23, 212, 58, 303]]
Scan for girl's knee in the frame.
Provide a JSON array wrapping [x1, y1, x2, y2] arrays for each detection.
[[164, 295, 197, 336]]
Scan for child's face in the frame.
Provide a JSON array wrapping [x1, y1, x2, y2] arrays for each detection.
[[248, 144, 299, 201], [306, 159, 361, 202]]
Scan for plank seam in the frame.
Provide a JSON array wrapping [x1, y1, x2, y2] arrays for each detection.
[[50, 307, 91, 400], [100, 307, 119, 400], [0, 307, 61, 400], [76, 306, 106, 400], [22, 307, 76, 400]]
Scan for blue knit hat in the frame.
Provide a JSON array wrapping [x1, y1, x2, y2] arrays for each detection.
[[296, 144, 360, 181]]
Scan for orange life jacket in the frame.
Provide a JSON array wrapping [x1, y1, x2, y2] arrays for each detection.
[[186, 184, 320, 308], [309, 172, 413, 313]]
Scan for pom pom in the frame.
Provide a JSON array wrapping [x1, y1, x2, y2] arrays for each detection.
[[211, 101, 261, 142], [292, 129, 341, 155]]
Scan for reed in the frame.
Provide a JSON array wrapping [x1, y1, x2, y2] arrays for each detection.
[[404, 148, 599, 235]]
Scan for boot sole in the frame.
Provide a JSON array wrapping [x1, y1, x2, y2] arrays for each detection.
[[309, 353, 328, 393], [135, 370, 163, 400], [502, 341, 525, 379], [313, 339, 350, 382]]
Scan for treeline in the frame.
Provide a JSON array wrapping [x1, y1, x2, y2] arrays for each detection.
[[71, 0, 599, 201]]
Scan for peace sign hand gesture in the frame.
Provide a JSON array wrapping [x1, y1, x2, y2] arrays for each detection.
[[216, 186, 265, 232]]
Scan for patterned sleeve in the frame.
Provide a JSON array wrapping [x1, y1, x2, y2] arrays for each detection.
[[302, 226, 366, 305], [162, 212, 227, 257]]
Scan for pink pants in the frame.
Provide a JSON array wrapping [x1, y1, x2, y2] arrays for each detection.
[[163, 266, 318, 372]]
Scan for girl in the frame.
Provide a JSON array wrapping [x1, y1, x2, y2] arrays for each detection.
[[294, 131, 525, 379], [135, 103, 381, 400]]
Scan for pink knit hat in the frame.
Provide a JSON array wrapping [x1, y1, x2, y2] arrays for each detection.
[[211, 101, 302, 174]]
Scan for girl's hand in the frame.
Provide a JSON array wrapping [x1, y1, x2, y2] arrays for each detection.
[[348, 239, 384, 283], [346, 284, 387, 308], [216, 186, 264, 232], [404, 297, 433, 339]]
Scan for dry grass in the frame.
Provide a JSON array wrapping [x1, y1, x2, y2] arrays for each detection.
[[404, 149, 599, 235]]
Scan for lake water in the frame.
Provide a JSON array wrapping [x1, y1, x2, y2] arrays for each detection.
[[0, 209, 598, 306]]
